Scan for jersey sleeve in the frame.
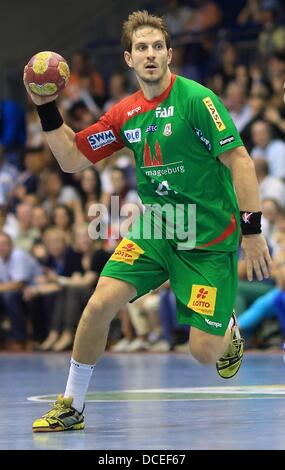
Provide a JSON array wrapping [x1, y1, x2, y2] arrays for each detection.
[[75, 111, 125, 164], [190, 90, 244, 158]]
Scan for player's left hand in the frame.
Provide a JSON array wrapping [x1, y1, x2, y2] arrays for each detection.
[[241, 233, 272, 281]]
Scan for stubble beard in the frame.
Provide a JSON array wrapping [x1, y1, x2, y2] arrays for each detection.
[[138, 61, 168, 86]]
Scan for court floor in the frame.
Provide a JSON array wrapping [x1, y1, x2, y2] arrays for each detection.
[[1, 351, 285, 450]]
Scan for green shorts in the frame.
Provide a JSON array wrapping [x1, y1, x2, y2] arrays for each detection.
[[101, 229, 238, 337]]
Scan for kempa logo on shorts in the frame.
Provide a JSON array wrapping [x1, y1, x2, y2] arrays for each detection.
[[188, 285, 217, 316], [110, 239, 144, 265], [202, 97, 226, 132], [205, 318, 222, 328], [155, 106, 174, 118], [220, 135, 235, 146], [87, 130, 116, 150], [127, 106, 142, 117], [124, 128, 141, 143]]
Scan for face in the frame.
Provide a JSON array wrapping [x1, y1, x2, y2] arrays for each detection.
[[75, 227, 93, 253], [32, 207, 49, 230], [124, 27, 172, 85], [44, 232, 66, 257], [0, 234, 12, 260], [54, 207, 70, 229], [16, 204, 33, 226], [261, 199, 279, 222], [111, 170, 127, 194], [81, 169, 97, 194], [47, 173, 62, 195], [252, 122, 270, 148]]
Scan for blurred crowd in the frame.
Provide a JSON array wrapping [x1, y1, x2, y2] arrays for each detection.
[[1, 0, 285, 352]]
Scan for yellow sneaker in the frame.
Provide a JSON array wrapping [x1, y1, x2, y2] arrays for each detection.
[[216, 314, 244, 379], [32, 395, 85, 432]]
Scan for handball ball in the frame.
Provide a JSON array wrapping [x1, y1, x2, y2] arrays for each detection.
[[25, 51, 70, 97]]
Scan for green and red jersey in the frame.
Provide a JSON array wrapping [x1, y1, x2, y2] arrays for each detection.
[[75, 74, 244, 251]]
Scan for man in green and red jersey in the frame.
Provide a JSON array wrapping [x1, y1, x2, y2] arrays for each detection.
[[24, 11, 271, 432]]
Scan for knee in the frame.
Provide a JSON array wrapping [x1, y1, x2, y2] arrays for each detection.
[[82, 295, 114, 326], [190, 341, 219, 365]]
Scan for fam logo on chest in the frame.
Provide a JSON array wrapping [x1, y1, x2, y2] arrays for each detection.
[[155, 105, 174, 118]]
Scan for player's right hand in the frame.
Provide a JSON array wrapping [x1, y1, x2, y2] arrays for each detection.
[[23, 68, 58, 106]]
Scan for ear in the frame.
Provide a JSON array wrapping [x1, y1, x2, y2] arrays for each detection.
[[124, 51, 133, 69], [167, 48, 173, 66]]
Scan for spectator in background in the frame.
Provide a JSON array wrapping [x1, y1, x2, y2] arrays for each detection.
[[258, 0, 285, 57], [240, 92, 268, 150], [237, 0, 261, 27], [63, 51, 105, 112], [32, 205, 50, 238], [14, 202, 39, 252], [186, 0, 222, 33], [10, 147, 45, 208], [52, 204, 74, 245], [0, 231, 42, 350], [103, 72, 129, 113], [170, 46, 201, 82], [0, 144, 19, 205], [43, 227, 82, 280], [32, 224, 109, 351], [212, 43, 238, 89], [0, 98, 26, 168], [24, 227, 83, 340], [254, 157, 285, 207], [264, 58, 285, 138], [225, 81, 254, 132], [66, 101, 99, 132], [251, 120, 285, 179], [25, 95, 44, 149], [163, 0, 194, 36], [261, 197, 281, 246], [0, 205, 18, 239], [78, 167, 103, 213], [41, 169, 81, 216]]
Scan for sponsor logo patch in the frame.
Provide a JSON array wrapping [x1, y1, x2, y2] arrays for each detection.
[[194, 127, 211, 151], [219, 135, 235, 147], [163, 123, 172, 136], [146, 125, 158, 133], [203, 97, 226, 132], [155, 106, 174, 118], [143, 140, 163, 166], [87, 130, 116, 150], [124, 128, 141, 143], [127, 106, 142, 117], [110, 239, 144, 265], [187, 285, 217, 316], [205, 318, 222, 328]]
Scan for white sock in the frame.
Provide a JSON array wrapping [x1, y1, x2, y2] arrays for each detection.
[[64, 358, 95, 412]]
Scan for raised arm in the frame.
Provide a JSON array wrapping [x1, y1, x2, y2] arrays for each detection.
[[23, 75, 92, 173]]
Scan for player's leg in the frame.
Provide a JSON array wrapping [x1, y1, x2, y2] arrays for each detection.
[[33, 233, 169, 432], [171, 249, 244, 377], [189, 323, 232, 364], [32, 276, 136, 433]]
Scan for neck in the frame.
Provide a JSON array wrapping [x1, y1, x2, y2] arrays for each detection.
[[138, 69, 172, 100]]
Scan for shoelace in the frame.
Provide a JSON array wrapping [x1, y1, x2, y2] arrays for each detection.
[[224, 339, 242, 359], [43, 400, 70, 418]]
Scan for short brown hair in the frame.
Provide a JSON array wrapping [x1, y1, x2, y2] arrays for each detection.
[[121, 10, 170, 52]]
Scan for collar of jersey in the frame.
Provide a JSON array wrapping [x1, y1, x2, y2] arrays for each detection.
[[140, 74, 176, 105]]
